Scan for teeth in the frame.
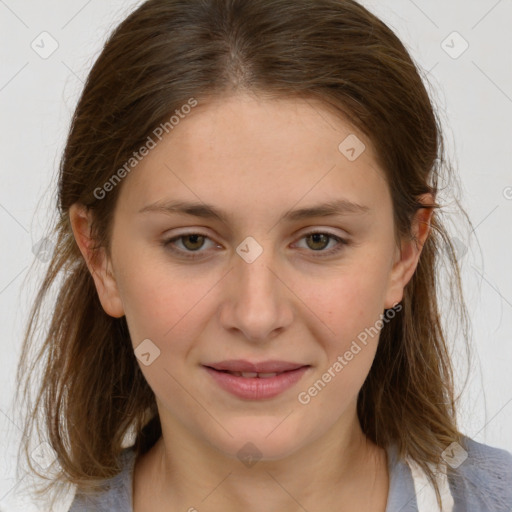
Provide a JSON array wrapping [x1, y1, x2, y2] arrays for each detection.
[[228, 371, 279, 378]]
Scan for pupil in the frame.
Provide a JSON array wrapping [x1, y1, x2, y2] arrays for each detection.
[[309, 233, 328, 250], [184, 234, 204, 250]]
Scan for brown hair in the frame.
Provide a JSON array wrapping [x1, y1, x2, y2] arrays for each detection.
[[15, 0, 472, 508]]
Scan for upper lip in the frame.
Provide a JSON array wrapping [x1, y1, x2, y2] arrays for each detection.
[[205, 360, 308, 373]]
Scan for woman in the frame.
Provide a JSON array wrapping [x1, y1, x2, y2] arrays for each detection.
[[15, 0, 512, 511]]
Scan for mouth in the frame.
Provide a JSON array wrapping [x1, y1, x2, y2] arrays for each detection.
[[203, 360, 311, 400], [210, 370, 291, 378], [205, 359, 308, 373]]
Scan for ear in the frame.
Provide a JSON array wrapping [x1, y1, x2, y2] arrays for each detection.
[[384, 194, 434, 308], [68, 203, 125, 318]]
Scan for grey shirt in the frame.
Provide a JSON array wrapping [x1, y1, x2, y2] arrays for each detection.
[[68, 436, 512, 511]]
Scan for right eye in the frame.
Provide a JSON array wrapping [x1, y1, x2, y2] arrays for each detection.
[[161, 232, 220, 260]]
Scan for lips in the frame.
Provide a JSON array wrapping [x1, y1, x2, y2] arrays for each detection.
[[205, 359, 306, 373], [216, 371, 280, 378], [203, 360, 310, 399]]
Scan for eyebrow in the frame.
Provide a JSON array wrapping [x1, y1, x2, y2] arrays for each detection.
[[138, 198, 370, 223]]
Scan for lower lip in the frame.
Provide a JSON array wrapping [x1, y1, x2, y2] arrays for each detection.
[[204, 366, 309, 400]]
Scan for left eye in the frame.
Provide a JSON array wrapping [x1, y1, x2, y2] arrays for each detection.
[[294, 232, 344, 253], [161, 231, 347, 259]]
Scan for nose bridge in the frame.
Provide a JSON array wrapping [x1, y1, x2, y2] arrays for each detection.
[[222, 235, 292, 341], [238, 249, 277, 304]]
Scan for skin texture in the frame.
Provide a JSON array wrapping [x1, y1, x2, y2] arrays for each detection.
[[70, 92, 433, 511]]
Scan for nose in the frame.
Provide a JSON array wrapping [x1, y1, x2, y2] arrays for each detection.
[[218, 243, 294, 343]]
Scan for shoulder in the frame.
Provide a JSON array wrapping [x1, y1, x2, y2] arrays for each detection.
[[67, 447, 136, 512], [385, 436, 512, 512], [448, 436, 512, 511]]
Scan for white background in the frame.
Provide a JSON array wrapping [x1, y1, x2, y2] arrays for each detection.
[[1, 0, 511, 510]]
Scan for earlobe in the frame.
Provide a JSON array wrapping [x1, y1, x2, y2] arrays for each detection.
[[68, 203, 125, 318], [384, 195, 434, 308]]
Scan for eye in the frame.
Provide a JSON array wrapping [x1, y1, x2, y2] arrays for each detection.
[[161, 230, 348, 260], [161, 233, 218, 260], [292, 231, 348, 257]]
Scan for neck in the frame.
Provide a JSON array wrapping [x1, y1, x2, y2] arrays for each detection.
[[135, 408, 389, 512]]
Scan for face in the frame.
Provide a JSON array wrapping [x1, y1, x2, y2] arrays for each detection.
[[71, 93, 427, 461]]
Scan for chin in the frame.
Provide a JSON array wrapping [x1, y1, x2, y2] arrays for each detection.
[[206, 416, 307, 462]]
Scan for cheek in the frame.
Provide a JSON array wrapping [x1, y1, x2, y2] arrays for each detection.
[[115, 255, 204, 353], [294, 271, 387, 419], [294, 261, 391, 345], [290, 254, 392, 408], [117, 264, 211, 406]]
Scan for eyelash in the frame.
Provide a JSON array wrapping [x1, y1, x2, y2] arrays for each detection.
[[161, 231, 348, 260]]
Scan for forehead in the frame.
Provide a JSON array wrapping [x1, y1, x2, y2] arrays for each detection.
[[159, 93, 378, 168], [117, 93, 390, 219]]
